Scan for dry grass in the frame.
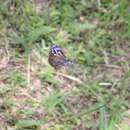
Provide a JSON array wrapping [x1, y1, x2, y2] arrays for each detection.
[[0, 0, 130, 130]]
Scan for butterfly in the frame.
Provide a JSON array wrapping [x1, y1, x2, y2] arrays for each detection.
[[48, 44, 71, 69]]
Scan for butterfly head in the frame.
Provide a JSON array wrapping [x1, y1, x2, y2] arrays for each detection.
[[50, 44, 61, 54]]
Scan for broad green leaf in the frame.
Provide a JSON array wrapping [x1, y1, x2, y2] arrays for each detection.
[[16, 119, 40, 128]]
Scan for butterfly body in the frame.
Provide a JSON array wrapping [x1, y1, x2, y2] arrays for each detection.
[[48, 44, 70, 69]]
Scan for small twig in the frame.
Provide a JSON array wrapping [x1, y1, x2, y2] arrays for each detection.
[[98, 7, 108, 13], [102, 51, 109, 65], [5, 38, 10, 62], [56, 72, 82, 84], [102, 64, 122, 69], [97, 0, 101, 7], [27, 53, 31, 87], [20, 91, 40, 103], [99, 82, 112, 86]]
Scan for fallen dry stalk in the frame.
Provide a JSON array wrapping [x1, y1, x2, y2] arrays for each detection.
[[56, 72, 83, 84]]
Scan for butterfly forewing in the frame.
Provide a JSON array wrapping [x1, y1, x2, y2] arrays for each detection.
[[48, 44, 70, 69]]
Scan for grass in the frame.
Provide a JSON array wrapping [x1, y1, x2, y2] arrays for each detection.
[[0, 0, 130, 130]]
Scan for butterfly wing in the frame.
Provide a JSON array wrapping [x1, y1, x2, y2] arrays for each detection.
[[48, 44, 67, 69]]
